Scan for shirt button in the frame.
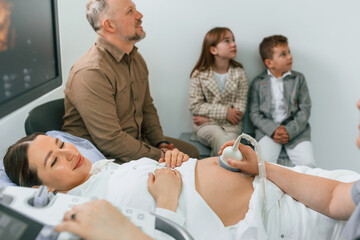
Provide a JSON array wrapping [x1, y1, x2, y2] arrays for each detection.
[[281, 234, 284, 238]]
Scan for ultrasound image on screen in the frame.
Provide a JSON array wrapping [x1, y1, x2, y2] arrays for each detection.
[[0, 211, 28, 240], [0, 0, 58, 104]]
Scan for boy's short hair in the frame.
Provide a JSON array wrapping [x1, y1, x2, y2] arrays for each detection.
[[259, 35, 288, 62]]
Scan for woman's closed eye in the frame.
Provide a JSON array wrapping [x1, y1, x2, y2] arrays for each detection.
[[51, 158, 57, 167], [51, 141, 65, 167]]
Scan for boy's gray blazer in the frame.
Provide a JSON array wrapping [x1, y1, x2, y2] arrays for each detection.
[[249, 70, 311, 149]]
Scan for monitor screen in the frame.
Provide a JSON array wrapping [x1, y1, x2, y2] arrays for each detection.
[[0, 0, 62, 118], [0, 203, 55, 240]]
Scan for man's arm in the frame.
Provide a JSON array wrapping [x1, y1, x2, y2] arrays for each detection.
[[140, 77, 168, 146]]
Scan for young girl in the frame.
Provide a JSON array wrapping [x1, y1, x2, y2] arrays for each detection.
[[189, 27, 248, 156]]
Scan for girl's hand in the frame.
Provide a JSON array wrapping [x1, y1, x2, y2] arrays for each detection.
[[193, 116, 209, 126], [147, 168, 182, 212], [226, 108, 243, 125], [159, 148, 189, 168]]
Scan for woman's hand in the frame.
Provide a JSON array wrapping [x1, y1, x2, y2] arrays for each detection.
[[55, 200, 152, 240], [159, 148, 189, 168], [148, 168, 182, 212], [219, 140, 260, 175]]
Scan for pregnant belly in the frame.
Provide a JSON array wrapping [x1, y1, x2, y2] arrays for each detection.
[[195, 157, 254, 226]]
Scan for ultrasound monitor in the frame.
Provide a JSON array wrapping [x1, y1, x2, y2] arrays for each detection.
[[0, 203, 59, 240], [0, 0, 62, 118]]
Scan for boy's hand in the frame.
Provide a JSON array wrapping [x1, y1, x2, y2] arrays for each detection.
[[273, 126, 289, 144]]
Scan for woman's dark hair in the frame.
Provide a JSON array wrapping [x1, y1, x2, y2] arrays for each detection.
[[190, 27, 243, 78], [4, 132, 45, 187]]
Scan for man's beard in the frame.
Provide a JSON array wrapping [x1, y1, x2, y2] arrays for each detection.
[[116, 20, 146, 42], [123, 31, 146, 42]]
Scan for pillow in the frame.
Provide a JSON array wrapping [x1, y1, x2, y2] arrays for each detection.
[[0, 131, 106, 187], [0, 160, 16, 187], [46, 131, 105, 163]]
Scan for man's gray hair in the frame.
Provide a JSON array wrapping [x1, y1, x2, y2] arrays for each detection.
[[86, 0, 109, 32]]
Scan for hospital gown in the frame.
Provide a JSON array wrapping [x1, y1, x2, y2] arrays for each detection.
[[67, 158, 360, 240]]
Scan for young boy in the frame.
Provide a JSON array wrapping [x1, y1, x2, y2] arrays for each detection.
[[248, 35, 316, 167]]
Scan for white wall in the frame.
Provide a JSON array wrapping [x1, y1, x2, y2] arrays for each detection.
[[1, 0, 360, 172]]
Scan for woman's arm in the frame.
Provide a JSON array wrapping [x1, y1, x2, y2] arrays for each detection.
[[148, 168, 182, 212], [219, 140, 356, 220]]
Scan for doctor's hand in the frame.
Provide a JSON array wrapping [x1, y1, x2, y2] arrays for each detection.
[[55, 200, 152, 240], [219, 140, 260, 175], [159, 148, 189, 168], [148, 168, 182, 212]]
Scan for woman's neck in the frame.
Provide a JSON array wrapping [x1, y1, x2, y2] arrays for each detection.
[[213, 58, 230, 74], [58, 173, 93, 194]]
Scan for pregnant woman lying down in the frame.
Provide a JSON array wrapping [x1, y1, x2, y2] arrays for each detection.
[[4, 132, 357, 239]]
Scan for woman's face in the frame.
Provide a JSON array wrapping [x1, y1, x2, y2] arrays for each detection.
[[27, 135, 92, 192], [357, 100, 360, 148]]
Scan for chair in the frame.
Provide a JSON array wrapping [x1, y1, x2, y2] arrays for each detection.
[[24, 98, 65, 135]]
